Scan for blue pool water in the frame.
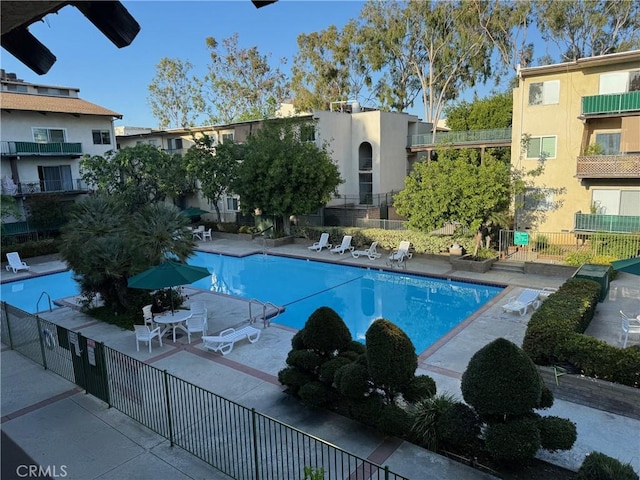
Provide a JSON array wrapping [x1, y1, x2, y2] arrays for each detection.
[[0, 253, 503, 353]]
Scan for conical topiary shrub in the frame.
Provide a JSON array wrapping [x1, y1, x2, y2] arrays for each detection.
[[301, 306, 352, 355]]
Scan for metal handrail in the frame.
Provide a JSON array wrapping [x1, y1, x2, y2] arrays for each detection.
[[36, 291, 52, 313], [248, 298, 280, 328]]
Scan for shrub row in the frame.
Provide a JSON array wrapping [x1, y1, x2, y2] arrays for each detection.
[[522, 278, 640, 387], [2, 238, 60, 259]]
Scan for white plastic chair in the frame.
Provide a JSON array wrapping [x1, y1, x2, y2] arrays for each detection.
[[202, 326, 261, 355], [202, 228, 212, 241], [134, 325, 162, 352], [142, 304, 154, 328], [386, 241, 412, 268], [308, 232, 332, 252], [5, 252, 30, 273], [330, 235, 354, 255], [192, 225, 205, 240], [621, 310, 640, 348], [186, 301, 208, 343], [351, 242, 381, 260]]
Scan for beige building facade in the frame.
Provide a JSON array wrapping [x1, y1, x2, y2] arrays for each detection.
[[511, 50, 640, 234]]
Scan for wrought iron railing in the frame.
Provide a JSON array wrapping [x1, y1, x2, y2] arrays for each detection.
[[576, 154, 640, 178], [14, 178, 89, 195], [407, 128, 512, 148], [581, 91, 640, 116], [0, 141, 83, 156], [574, 213, 640, 233], [1, 304, 410, 480]]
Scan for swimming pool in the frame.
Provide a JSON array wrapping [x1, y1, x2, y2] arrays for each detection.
[[0, 252, 503, 353]]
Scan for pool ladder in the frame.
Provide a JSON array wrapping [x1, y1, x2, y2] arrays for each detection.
[[248, 298, 280, 328], [36, 291, 53, 313]]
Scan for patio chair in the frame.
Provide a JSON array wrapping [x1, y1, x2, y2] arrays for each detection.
[[202, 228, 212, 241], [386, 241, 412, 268], [351, 242, 382, 260], [502, 289, 541, 317], [621, 310, 640, 348], [142, 304, 155, 328], [308, 232, 332, 252], [330, 235, 354, 255], [202, 326, 261, 355], [192, 225, 205, 241], [134, 325, 162, 353], [186, 300, 208, 343], [5, 252, 30, 273]]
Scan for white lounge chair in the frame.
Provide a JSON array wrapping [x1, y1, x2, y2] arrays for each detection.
[[5, 252, 30, 273], [330, 235, 354, 255], [502, 289, 542, 317], [621, 310, 640, 348], [351, 242, 381, 260], [202, 326, 261, 355], [308, 232, 332, 252], [386, 241, 412, 268], [134, 325, 162, 352]]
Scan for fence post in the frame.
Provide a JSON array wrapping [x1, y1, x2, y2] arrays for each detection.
[[251, 408, 261, 480], [35, 316, 48, 370], [100, 342, 111, 408], [163, 370, 174, 446], [384, 465, 389, 480], [2, 302, 14, 349]]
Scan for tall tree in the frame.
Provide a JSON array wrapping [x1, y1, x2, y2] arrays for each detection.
[[232, 118, 342, 235], [183, 134, 241, 223], [444, 92, 512, 131], [291, 20, 373, 112], [147, 58, 205, 129], [204, 34, 290, 124], [81, 144, 195, 212], [534, 0, 640, 61]]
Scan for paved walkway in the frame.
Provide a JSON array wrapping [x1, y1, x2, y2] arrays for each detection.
[[2, 238, 639, 479]]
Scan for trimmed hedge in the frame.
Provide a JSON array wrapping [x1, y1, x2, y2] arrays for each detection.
[[538, 416, 577, 451], [577, 452, 639, 480], [485, 417, 541, 463], [522, 278, 640, 387]]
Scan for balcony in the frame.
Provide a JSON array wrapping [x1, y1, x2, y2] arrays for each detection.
[[574, 212, 640, 233], [581, 91, 640, 116], [407, 128, 512, 148], [0, 141, 83, 157], [576, 154, 640, 178], [13, 179, 90, 195]]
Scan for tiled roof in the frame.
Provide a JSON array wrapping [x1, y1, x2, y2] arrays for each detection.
[[0, 92, 122, 118]]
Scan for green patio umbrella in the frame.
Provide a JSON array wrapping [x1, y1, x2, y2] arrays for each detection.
[[180, 207, 210, 218], [611, 257, 640, 276], [127, 261, 211, 312]]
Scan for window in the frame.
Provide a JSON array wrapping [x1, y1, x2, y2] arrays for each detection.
[[595, 133, 621, 155], [222, 133, 234, 143], [148, 139, 159, 147], [524, 188, 554, 211], [300, 124, 315, 142], [168, 138, 183, 150], [526, 136, 556, 159], [38, 165, 73, 192], [528, 80, 559, 105], [33, 128, 65, 143], [6, 84, 27, 93], [592, 189, 640, 216], [92, 130, 111, 145], [599, 70, 640, 94], [36, 87, 70, 96], [226, 196, 239, 211]]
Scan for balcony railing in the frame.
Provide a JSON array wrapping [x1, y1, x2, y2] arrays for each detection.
[[0, 141, 83, 156], [576, 154, 640, 178], [12, 179, 89, 195], [574, 212, 640, 233], [581, 91, 640, 116], [407, 127, 512, 148]]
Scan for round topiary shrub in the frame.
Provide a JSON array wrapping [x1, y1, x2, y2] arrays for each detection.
[[461, 338, 542, 418], [291, 330, 306, 350], [376, 403, 411, 437], [577, 452, 639, 480], [334, 363, 370, 399], [436, 402, 481, 452], [298, 381, 329, 408], [350, 394, 384, 427], [319, 356, 352, 384], [538, 383, 554, 409], [538, 416, 577, 451], [485, 416, 541, 463], [403, 374, 437, 403], [302, 307, 352, 354], [345, 340, 366, 355], [286, 349, 323, 373], [278, 367, 312, 393], [366, 318, 417, 400]]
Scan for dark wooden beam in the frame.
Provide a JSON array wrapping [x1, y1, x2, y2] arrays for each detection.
[[0, 27, 56, 75], [73, 1, 140, 48]]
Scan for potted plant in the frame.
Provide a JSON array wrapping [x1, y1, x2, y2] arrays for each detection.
[[451, 248, 499, 273]]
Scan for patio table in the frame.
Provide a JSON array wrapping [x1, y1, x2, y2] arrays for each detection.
[[154, 310, 192, 342]]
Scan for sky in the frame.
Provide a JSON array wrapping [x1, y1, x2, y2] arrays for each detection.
[[0, 0, 553, 129]]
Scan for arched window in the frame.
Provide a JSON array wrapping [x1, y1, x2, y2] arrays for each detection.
[[358, 142, 373, 205]]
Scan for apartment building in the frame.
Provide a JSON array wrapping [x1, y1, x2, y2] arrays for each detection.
[[0, 70, 121, 226], [511, 50, 640, 234]]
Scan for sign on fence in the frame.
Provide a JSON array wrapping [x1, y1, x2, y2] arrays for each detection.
[[514, 231, 529, 245]]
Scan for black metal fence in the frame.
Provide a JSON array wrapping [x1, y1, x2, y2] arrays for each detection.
[[1, 302, 409, 480]]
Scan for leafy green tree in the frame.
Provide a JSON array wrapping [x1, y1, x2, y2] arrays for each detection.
[[60, 196, 194, 313], [204, 34, 290, 124], [533, 0, 640, 61], [183, 134, 241, 223], [81, 144, 195, 212], [233, 118, 342, 235], [394, 150, 511, 232], [444, 92, 512, 131], [291, 20, 372, 112], [147, 57, 205, 129], [1, 195, 21, 222]]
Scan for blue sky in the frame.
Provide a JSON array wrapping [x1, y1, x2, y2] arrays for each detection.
[[1, 1, 551, 128]]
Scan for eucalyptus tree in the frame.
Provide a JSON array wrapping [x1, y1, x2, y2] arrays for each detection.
[[232, 118, 342, 235], [533, 0, 640, 61], [183, 134, 241, 223], [204, 33, 290, 124], [147, 58, 205, 129], [291, 20, 373, 112]]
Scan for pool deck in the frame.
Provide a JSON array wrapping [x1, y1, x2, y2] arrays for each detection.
[[2, 238, 639, 479]]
